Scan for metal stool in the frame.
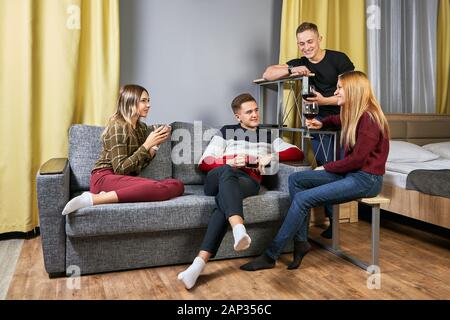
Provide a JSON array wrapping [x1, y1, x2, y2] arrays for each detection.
[[310, 196, 390, 270]]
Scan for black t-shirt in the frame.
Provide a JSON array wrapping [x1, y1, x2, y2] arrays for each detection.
[[287, 50, 354, 116]]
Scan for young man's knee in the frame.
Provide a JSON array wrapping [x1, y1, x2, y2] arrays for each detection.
[[219, 165, 237, 180], [208, 164, 232, 177], [221, 164, 234, 172]]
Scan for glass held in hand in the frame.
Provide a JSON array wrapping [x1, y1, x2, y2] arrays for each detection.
[[303, 102, 319, 139], [302, 81, 317, 100]]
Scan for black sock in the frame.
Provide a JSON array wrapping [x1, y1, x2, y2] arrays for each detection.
[[240, 253, 275, 271], [287, 241, 311, 270], [321, 219, 333, 239]]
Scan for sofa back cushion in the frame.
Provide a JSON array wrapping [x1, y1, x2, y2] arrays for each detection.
[[170, 121, 218, 184], [69, 125, 104, 191], [69, 124, 172, 192], [139, 126, 172, 180]]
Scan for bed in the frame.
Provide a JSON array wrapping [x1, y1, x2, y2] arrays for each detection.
[[380, 113, 450, 229]]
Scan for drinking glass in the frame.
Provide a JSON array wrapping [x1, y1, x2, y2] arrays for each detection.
[[303, 101, 319, 139]]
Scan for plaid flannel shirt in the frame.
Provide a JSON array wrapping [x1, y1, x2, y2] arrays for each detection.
[[93, 121, 152, 175]]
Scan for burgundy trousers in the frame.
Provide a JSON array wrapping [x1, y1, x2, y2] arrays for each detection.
[[90, 168, 184, 202]]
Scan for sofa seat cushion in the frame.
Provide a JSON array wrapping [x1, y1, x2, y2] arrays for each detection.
[[183, 185, 206, 195], [65, 189, 290, 238], [183, 181, 270, 196]]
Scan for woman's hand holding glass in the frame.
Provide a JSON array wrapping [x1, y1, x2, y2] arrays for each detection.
[[305, 118, 323, 130], [144, 125, 171, 151], [306, 89, 326, 105]]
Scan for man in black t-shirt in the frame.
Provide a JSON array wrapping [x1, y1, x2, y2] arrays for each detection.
[[285, 51, 354, 117], [263, 22, 354, 118], [263, 22, 355, 238]]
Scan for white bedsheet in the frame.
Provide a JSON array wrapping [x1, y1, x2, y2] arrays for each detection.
[[383, 171, 408, 189], [386, 158, 450, 174], [384, 158, 450, 189]]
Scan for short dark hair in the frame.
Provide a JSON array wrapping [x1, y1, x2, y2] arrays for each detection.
[[296, 22, 319, 36], [231, 93, 256, 113]]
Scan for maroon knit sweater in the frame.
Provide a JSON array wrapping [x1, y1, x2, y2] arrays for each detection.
[[321, 112, 389, 175]]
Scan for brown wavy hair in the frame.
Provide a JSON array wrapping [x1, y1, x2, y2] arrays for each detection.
[[102, 84, 148, 138]]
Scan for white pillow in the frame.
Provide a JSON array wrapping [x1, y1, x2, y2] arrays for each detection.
[[422, 141, 450, 159], [387, 140, 440, 163]]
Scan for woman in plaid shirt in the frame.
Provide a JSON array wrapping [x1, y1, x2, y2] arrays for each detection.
[[62, 85, 184, 215]]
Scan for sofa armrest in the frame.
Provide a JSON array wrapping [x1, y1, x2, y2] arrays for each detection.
[[36, 158, 70, 276], [39, 158, 68, 175], [269, 162, 311, 193]]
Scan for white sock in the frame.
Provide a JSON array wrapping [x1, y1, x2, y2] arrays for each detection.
[[177, 257, 206, 290], [233, 224, 251, 251], [62, 192, 94, 215]]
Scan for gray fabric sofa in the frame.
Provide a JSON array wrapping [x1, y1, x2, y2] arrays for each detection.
[[36, 122, 308, 277]]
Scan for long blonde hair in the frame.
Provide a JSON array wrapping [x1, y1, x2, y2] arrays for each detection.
[[339, 71, 390, 149], [102, 84, 148, 138]]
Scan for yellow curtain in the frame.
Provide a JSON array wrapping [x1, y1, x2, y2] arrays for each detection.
[[437, 0, 450, 114], [0, 0, 119, 233], [280, 0, 367, 76], [279, 0, 367, 162]]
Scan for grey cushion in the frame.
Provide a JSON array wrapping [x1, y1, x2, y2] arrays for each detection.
[[183, 184, 205, 195], [170, 121, 219, 184], [138, 126, 172, 180], [68, 124, 172, 192], [65, 190, 290, 238], [69, 125, 104, 191]]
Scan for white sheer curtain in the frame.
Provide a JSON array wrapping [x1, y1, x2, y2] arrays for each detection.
[[366, 0, 438, 113]]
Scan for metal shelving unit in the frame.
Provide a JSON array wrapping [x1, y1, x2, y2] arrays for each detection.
[[254, 75, 340, 162]]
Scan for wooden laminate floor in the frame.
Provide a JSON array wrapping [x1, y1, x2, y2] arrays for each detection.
[[0, 239, 23, 300], [6, 219, 450, 300]]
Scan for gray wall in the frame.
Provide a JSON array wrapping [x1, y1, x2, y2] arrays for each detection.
[[120, 0, 282, 127]]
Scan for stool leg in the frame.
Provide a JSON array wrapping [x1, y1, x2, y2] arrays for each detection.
[[371, 204, 380, 267], [332, 204, 340, 250]]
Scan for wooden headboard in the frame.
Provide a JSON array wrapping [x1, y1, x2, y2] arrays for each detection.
[[386, 113, 450, 145]]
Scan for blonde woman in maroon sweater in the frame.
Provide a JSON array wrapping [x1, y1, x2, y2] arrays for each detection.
[[241, 71, 390, 271]]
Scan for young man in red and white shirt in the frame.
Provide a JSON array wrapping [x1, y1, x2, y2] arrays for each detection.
[[177, 93, 303, 290]]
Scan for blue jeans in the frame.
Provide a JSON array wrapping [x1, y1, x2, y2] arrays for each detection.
[[311, 115, 344, 219], [265, 169, 383, 260], [312, 131, 333, 219]]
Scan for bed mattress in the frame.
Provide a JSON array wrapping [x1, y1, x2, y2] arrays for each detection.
[[384, 158, 450, 190]]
